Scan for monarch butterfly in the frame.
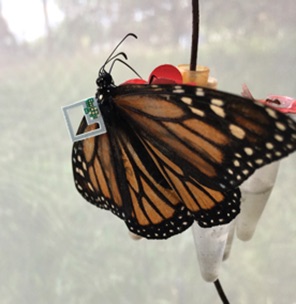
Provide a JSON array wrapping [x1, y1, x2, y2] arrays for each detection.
[[71, 34, 296, 239]]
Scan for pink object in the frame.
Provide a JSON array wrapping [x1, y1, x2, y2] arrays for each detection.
[[260, 95, 296, 114], [242, 83, 296, 114]]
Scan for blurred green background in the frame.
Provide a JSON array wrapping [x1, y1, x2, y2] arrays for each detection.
[[0, 0, 296, 303]]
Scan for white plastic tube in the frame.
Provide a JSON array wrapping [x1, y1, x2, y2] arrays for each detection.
[[223, 219, 236, 261], [236, 161, 280, 241], [192, 221, 234, 282]]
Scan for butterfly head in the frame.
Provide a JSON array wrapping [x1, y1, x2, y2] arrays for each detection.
[[95, 68, 116, 104]]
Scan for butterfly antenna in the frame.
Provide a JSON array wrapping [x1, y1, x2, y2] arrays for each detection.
[[103, 33, 137, 67], [106, 52, 128, 65], [108, 58, 142, 79]]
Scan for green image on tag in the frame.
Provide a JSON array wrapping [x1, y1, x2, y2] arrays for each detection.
[[84, 98, 99, 119]]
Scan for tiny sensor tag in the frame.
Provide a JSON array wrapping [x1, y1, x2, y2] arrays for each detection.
[[61, 97, 107, 142]]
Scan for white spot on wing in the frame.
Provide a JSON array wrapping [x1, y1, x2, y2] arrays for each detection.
[[275, 122, 286, 131], [75, 167, 85, 177], [173, 85, 184, 94], [229, 124, 246, 139], [275, 134, 284, 142], [244, 147, 253, 155], [190, 106, 205, 116], [210, 104, 225, 117], [266, 107, 278, 119], [287, 144, 293, 150], [211, 98, 224, 106], [87, 182, 94, 192], [181, 96, 192, 105], [195, 88, 205, 96], [266, 142, 274, 149], [255, 159, 264, 165], [173, 88, 185, 94]]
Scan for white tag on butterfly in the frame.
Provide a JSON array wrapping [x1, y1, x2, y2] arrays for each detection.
[[61, 97, 107, 142]]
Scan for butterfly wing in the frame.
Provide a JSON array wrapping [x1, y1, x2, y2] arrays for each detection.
[[115, 84, 296, 191], [72, 117, 193, 239], [72, 83, 296, 238], [137, 134, 241, 227]]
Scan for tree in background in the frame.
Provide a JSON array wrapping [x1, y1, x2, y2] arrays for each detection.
[[0, 0, 17, 56]]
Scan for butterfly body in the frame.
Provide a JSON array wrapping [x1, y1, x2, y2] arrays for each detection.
[[72, 68, 296, 239]]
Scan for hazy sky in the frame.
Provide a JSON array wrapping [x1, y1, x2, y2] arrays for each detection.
[[2, 0, 63, 42]]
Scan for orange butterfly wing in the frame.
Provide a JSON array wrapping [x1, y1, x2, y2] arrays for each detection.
[[73, 118, 193, 239], [137, 135, 241, 227], [115, 84, 296, 191], [72, 84, 296, 238]]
